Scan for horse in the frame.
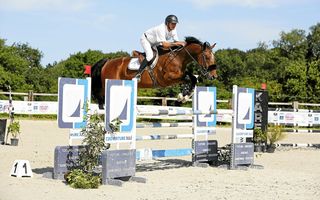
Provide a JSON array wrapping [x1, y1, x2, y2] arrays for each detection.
[[91, 36, 218, 108]]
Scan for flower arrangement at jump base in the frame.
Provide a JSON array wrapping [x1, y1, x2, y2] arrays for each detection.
[[7, 121, 21, 146], [65, 112, 122, 189], [266, 124, 286, 153], [253, 128, 267, 152]]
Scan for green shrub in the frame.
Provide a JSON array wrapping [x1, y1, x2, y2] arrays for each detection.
[[66, 169, 100, 189], [267, 124, 286, 146], [79, 112, 107, 172], [253, 128, 267, 144]]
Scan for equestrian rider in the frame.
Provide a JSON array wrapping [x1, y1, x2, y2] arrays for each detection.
[[134, 15, 186, 80]]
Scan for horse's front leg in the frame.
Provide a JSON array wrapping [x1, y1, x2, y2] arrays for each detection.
[[182, 73, 197, 96], [177, 73, 198, 103], [163, 69, 184, 81]]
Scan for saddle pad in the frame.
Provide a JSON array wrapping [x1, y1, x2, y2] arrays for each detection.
[[128, 58, 140, 70]]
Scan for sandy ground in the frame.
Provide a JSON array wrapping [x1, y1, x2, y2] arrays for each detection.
[[0, 120, 320, 200]]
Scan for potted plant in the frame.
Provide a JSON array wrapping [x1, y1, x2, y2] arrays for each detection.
[[266, 124, 286, 153], [7, 121, 20, 146], [253, 128, 267, 152]]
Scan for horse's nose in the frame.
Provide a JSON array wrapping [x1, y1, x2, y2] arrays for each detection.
[[207, 74, 217, 80], [208, 71, 218, 80]]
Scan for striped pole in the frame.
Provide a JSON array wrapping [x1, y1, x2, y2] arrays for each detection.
[[136, 122, 192, 128], [283, 129, 320, 133], [137, 109, 218, 116], [136, 134, 194, 141]]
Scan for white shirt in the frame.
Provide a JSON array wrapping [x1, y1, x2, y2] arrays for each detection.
[[144, 23, 179, 45]]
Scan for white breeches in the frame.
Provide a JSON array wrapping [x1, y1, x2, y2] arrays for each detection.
[[140, 35, 154, 62]]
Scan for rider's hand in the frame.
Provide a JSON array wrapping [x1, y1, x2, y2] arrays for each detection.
[[175, 41, 186, 47]]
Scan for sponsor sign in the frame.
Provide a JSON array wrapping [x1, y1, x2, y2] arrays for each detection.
[[101, 149, 136, 184], [231, 143, 254, 167], [254, 90, 268, 132], [193, 86, 216, 137], [193, 140, 218, 163], [53, 145, 86, 179], [57, 77, 91, 129], [104, 80, 137, 145], [232, 85, 254, 143]]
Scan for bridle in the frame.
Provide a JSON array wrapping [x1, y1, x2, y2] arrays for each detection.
[[183, 43, 217, 79]]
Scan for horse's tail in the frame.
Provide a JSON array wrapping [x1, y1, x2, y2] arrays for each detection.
[[91, 58, 108, 102]]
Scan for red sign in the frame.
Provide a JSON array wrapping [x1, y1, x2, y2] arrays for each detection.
[[84, 65, 91, 75]]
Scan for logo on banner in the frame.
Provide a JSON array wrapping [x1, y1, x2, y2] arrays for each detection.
[[58, 78, 89, 129], [105, 80, 135, 133], [194, 87, 216, 128], [198, 91, 215, 123], [237, 92, 253, 124], [236, 88, 254, 129]]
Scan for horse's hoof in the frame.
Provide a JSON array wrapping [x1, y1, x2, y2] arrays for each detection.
[[182, 95, 189, 103], [98, 104, 104, 110], [177, 93, 184, 102]]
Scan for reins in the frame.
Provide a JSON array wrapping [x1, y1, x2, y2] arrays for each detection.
[[148, 43, 215, 87], [183, 46, 214, 79]]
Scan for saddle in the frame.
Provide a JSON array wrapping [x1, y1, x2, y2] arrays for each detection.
[[129, 45, 184, 87], [131, 50, 146, 64], [132, 45, 181, 62], [129, 46, 159, 70]]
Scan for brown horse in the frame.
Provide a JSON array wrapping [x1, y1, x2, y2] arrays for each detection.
[[91, 36, 217, 108]]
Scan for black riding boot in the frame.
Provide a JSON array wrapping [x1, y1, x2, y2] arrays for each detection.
[[134, 59, 148, 81]]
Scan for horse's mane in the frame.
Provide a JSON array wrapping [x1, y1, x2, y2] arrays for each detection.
[[157, 36, 203, 55], [185, 36, 203, 46]]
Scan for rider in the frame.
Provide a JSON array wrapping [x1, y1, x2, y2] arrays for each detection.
[[134, 15, 186, 80]]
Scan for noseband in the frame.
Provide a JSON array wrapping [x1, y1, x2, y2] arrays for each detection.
[[184, 47, 216, 79]]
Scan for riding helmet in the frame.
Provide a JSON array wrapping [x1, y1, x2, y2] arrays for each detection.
[[165, 15, 179, 24]]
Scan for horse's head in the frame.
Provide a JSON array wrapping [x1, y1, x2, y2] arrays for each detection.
[[198, 41, 217, 80], [184, 37, 218, 80]]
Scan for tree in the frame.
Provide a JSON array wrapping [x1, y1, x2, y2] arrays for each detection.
[[306, 60, 320, 102], [282, 60, 307, 101], [307, 23, 320, 60], [273, 29, 308, 60], [215, 49, 246, 88], [12, 43, 43, 68]]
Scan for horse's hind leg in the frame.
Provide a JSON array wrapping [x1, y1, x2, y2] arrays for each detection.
[[97, 90, 105, 110], [98, 98, 104, 110]]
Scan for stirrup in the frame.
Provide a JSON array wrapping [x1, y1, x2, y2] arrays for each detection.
[[134, 73, 142, 82]]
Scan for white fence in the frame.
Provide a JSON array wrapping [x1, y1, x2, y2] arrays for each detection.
[[1, 99, 320, 127]]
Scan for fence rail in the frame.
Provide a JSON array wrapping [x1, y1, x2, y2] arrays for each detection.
[[0, 91, 320, 109]]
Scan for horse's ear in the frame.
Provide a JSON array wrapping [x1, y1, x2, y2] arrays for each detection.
[[203, 42, 210, 50], [211, 43, 216, 49]]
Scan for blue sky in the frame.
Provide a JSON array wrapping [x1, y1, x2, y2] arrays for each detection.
[[0, 0, 319, 66]]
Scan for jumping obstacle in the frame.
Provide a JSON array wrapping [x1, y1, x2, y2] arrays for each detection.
[[137, 86, 219, 166], [135, 85, 257, 170], [56, 77, 258, 184]]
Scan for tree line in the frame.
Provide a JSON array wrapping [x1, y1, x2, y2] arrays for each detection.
[[0, 23, 319, 104]]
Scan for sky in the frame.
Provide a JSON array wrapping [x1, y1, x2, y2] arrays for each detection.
[[0, 0, 319, 66]]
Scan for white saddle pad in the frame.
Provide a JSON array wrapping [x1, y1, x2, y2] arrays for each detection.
[[128, 51, 159, 71], [128, 58, 140, 70]]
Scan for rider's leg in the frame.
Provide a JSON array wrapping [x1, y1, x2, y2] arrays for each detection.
[[135, 35, 153, 80], [134, 59, 148, 80]]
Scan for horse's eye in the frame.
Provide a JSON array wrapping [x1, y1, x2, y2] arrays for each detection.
[[205, 53, 211, 59]]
